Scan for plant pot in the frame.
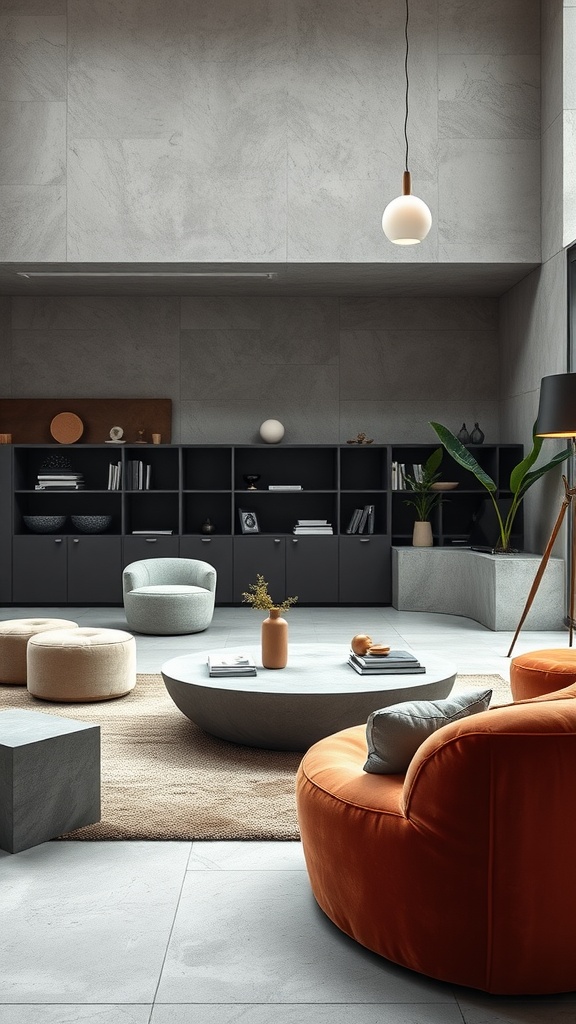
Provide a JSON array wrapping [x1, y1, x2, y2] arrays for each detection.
[[413, 521, 433, 547], [261, 607, 288, 669]]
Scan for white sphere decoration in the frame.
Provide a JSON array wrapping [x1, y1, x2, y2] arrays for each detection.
[[260, 419, 285, 444]]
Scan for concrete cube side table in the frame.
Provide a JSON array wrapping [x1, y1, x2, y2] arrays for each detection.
[[0, 709, 100, 854]]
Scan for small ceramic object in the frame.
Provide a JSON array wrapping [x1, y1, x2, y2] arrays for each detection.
[[260, 419, 285, 444], [347, 432, 374, 445], [109, 426, 124, 441], [457, 423, 471, 444], [243, 474, 260, 490], [152, 433, 161, 444], [201, 518, 216, 534], [351, 633, 373, 655], [23, 515, 66, 534], [134, 429, 147, 444], [470, 423, 485, 444], [0, 433, 12, 443], [261, 607, 288, 668], [71, 515, 112, 534]]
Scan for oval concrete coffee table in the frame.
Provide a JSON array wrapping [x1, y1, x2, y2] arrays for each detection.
[[161, 644, 457, 751]]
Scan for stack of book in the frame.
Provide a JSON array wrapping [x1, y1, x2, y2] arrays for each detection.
[[268, 484, 302, 491], [346, 504, 375, 534], [293, 519, 333, 535], [207, 653, 257, 677], [128, 460, 151, 490], [107, 461, 122, 490], [35, 471, 84, 490], [391, 463, 423, 490], [348, 649, 425, 675]]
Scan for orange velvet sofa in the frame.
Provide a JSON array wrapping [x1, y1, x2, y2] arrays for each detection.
[[296, 683, 576, 995]]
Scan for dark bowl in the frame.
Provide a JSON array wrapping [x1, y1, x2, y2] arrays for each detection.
[[71, 515, 112, 534], [23, 515, 67, 534]]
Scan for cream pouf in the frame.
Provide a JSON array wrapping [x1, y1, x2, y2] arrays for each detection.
[[0, 618, 79, 685], [27, 627, 136, 703]]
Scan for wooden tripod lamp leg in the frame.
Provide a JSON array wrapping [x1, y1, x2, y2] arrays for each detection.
[[570, 494, 576, 647], [507, 494, 570, 658]]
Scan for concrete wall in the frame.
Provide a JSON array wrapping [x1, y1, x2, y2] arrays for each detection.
[[0, 294, 499, 445], [498, 0, 569, 555], [0, 0, 540, 264]]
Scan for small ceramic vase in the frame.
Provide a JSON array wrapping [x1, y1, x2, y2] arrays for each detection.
[[201, 518, 215, 534], [457, 423, 471, 444], [470, 423, 485, 444], [413, 521, 433, 547], [261, 607, 288, 668]]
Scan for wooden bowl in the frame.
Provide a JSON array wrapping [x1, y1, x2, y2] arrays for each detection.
[[50, 412, 84, 444], [430, 481, 459, 491]]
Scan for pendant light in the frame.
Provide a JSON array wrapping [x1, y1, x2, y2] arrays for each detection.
[[382, 0, 432, 245]]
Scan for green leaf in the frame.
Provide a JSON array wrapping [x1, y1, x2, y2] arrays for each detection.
[[515, 447, 572, 501], [429, 422, 497, 492], [509, 421, 543, 494], [424, 446, 443, 477]]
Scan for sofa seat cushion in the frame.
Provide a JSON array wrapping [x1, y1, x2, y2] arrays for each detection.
[[131, 584, 209, 597]]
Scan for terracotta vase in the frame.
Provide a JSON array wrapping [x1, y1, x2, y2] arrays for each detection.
[[261, 607, 288, 669], [413, 521, 433, 547]]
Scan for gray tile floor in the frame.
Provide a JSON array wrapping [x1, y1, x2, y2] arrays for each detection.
[[1, 605, 575, 1023]]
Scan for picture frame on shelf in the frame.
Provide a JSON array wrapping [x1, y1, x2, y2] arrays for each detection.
[[238, 508, 260, 534]]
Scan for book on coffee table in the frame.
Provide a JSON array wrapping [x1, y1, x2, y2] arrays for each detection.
[[207, 653, 257, 677], [347, 657, 426, 675], [349, 649, 420, 668]]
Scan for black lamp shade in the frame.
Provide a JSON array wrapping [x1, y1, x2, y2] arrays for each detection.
[[536, 373, 576, 437]]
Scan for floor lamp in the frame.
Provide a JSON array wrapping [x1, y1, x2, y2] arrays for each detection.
[[507, 373, 576, 658]]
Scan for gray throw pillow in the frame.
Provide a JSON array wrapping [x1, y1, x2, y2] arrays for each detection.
[[363, 688, 492, 775]]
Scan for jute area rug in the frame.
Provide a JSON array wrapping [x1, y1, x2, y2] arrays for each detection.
[[0, 672, 510, 842]]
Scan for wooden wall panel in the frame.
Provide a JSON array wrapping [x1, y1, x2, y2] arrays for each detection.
[[0, 399, 172, 445]]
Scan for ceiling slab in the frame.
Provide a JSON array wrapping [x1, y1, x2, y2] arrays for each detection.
[[0, 262, 539, 297]]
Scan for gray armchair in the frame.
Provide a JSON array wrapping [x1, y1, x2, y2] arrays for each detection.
[[122, 557, 217, 635]]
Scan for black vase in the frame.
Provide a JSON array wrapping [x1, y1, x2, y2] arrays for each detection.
[[470, 423, 485, 444], [457, 423, 471, 444]]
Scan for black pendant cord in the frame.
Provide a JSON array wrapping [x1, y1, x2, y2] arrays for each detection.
[[404, 0, 410, 173]]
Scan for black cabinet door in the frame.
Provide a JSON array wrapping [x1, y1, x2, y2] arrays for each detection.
[[179, 536, 233, 604], [122, 535, 180, 566], [286, 536, 339, 603], [13, 535, 67, 605], [68, 536, 122, 604], [339, 535, 391, 604], [0, 447, 11, 603], [233, 536, 286, 604]]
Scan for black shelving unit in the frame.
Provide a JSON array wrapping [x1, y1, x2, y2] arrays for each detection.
[[3, 441, 522, 607]]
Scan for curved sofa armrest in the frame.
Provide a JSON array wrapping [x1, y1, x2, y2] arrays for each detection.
[[122, 560, 151, 597], [191, 560, 217, 594]]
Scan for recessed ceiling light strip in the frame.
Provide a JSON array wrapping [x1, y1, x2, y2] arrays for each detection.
[[16, 271, 278, 279]]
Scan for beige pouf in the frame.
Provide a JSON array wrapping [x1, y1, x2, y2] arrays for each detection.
[[0, 618, 79, 685], [27, 627, 136, 703]]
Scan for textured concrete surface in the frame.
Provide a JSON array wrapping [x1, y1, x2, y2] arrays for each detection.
[[0, 708, 100, 853], [392, 547, 565, 631]]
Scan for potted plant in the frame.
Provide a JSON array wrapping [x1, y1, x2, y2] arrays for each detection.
[[403, 447, 444, 547], [429, 421, 572, 553], [242, 573, 298, 669]]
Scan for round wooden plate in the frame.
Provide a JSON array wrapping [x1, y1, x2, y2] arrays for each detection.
[[430, 481, 459, 491], [50, 411, 84, 444]]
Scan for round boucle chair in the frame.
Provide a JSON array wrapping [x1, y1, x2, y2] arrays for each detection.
[[0, 618, 78, 685], [27, 626, 136, 702], [122, 557, 217, 635], [510, 648, 576, 700]]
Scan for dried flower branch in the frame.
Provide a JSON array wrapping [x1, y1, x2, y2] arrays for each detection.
[[241, 573, 298, 612]]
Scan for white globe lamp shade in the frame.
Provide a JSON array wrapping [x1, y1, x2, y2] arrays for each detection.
[[382, 193, 432, 245], [259, 419, 285, 444]]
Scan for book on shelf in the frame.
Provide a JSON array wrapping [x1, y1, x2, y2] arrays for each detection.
[[297, 519, 328, 526], [130, 528, 171, 536], [207, 653, 257, 677], [35, 483, 85, 490], [37, 473, 83, 480], [347, 657, 426, 676], [293, 526, 333, 534], [128, 460, 151, 490], [268, 484, 303, 491], [346, 508, 364, 534], [350, 649, 421, 669], [108, 461, 122, 490]]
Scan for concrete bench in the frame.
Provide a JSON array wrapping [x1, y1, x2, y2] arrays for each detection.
[[392, 547, 565, 631]]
